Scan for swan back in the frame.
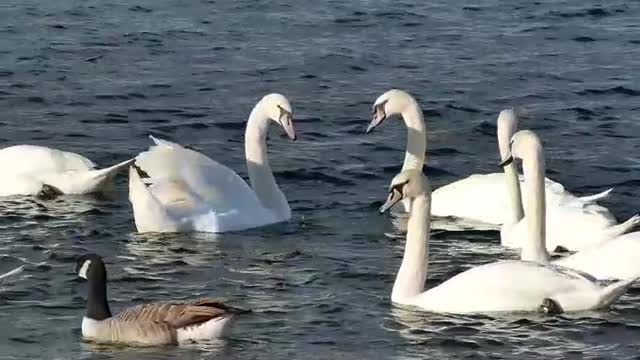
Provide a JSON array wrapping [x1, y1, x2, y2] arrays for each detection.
[[0, 145, 95, 175]]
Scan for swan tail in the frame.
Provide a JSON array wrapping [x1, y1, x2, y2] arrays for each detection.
[[67, 158, 135, 194], [604, 214, 640, 239], [128, 166, 176, 233], [579, 188, 614, 204], [92, 158, 136, 178], [595, 277, 637, 309]]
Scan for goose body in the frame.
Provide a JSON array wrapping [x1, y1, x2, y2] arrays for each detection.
[[368, 90, 636, 314], [129, 94, 296, 233], [503, 130, 640, 280], [75, 254, 243, 346], [0, 145, 133, 196]]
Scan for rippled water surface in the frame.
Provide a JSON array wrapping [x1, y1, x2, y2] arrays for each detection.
[[1, 0, 640, 358]]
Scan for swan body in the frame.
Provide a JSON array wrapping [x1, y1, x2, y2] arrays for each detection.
[[0, 145, 133, 196], [555, 232, 640, 280], [406, 260, 632, 314], [431, 172, 614, 227], [504, 130, 640, 280], [502, 204, 639, 252], [129, 93, 295, 233], [369, 90, 636, 314]]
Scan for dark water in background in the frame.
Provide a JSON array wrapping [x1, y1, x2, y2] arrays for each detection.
[[0, 0, 640, 358]]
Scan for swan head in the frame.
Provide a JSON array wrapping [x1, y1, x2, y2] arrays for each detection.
[[379, 169, 426, 213], [261, 93, 296, 141], [496, 108, 518, 161], [367, 89, 417, 133], [499, 130, 542, 168]]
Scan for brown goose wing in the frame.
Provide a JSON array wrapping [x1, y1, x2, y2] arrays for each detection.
[[115, 298, 230, 329]]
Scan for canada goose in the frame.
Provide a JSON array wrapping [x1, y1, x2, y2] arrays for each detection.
[[75, 254, 246, 346]]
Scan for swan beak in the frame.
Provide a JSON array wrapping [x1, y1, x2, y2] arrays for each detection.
[[499, 155, 514, 168], [380, 189, 403, 214], [280, 112, 296, 141], [366, 103, 387, 133]]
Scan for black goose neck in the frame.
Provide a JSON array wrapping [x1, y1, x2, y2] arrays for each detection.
[[85, 262, 112, 320]]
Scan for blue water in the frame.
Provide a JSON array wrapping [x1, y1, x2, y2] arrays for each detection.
[[1, 0, 640, 358]]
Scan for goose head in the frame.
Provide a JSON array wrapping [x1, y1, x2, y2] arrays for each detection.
[[500, 130, 543, 167], [379, 169, 427, 213], [75, 253, 106, 281], [367, 89, 417, 133], [261, 93, 296, 141]]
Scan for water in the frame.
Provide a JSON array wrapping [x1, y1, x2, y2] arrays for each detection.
[[1, 0, 640, 358]]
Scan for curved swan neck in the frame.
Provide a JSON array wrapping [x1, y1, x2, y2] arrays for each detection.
[[245, 104, 289, 217], [498, 138, 524, 224], [400, 101, 426, 171], [497, 114, 524, 223], [521, 146, 550, 262], [503, 165, 524, 224], [392, 188, 431, 303]]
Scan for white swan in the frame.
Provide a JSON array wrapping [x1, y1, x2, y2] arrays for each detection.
[[503, 130, 640, 280], [366, 90, 638, 242], [379, 169, 635, 314], [499, 117, 639, 251], [129, 93, 296, 233], [0, 145, 133, 197]]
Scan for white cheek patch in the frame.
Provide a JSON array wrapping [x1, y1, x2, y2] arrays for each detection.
[[78, 260, 91, 279]]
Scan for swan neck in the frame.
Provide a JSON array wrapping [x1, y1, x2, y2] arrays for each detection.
[[392, 189, 430, 303], [521, 148, 550, 262], [503, 163, 524, 224], [245, 105, 289, 217], [497, 112, 523, 223], [401, 103, 426, 171]]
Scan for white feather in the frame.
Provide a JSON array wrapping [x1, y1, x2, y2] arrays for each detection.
[[176, 315, 236, 343]]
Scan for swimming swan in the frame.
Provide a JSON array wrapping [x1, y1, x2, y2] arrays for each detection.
[[502, 130, 640, 280], [0, 145, 133, 197], [366, 90, 618, 230], [129, 93, 296, 233], [76, 254, 246, 346], [379, 169, 636, 314], [499, 118, 639, 252]]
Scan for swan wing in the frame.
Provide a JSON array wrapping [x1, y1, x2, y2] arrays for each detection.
[[0, 145, 95, 175], [555, 232, 640, 280], [131, 137, 279, 233], [136, 136, 263, 214]]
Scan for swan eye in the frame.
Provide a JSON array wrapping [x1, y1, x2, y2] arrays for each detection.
[[277, 105, 291, 125], [392, 181, 409, 196], [373, 100, 388, 114]]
